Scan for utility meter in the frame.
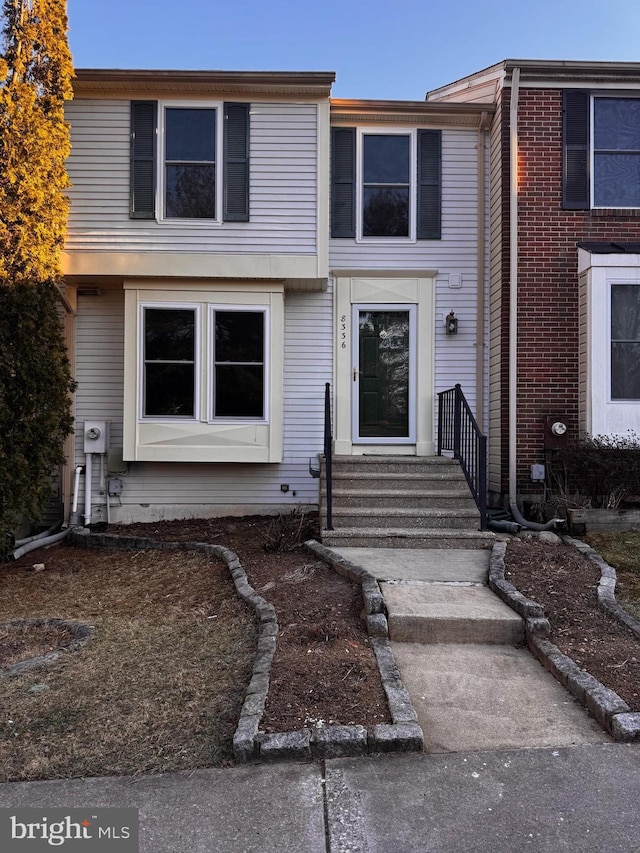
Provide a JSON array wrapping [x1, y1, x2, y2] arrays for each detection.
[[551, 421, 567, 437], [84, 420, 109, 454]]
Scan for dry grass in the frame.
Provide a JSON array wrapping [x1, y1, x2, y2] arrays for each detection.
[[585, 531, 640, 619], [0, 546, 257, 782], [0, 624, 72, 667]]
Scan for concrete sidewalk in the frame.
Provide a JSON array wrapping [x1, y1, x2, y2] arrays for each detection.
[[1, 746, 639, 852]]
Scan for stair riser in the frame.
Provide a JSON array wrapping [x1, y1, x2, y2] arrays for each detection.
[[327, 465, 460, 477], [387, 617, 525, 645], [328, 514, 479, 530], [322, 476, 468, 490], [326, 495, 477, 510], [321, 533, 492, 549]]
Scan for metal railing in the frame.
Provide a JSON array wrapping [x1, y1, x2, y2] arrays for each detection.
[[437, 384, 488, 529], [323, 382, 333, 530]]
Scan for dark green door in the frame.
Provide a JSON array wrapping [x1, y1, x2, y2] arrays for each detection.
[[356, 308, 412, 440]]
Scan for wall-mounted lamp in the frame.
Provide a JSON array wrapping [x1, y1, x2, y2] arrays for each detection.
[[445, 310, 458, 335]]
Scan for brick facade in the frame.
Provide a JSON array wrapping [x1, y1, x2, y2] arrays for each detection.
[[498, 88, 640, 495]]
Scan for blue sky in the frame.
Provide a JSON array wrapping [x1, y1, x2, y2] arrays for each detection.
[[67, 0, 640, 100]]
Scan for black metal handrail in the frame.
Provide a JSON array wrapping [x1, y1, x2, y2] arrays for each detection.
[[323, 382, 333, 530], [437, 384, 487, 529]]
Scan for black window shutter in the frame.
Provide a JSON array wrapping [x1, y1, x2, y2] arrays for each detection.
[[563, 89, 590, 210], [417, 129, 441, 240], [223, 103, 250, 222], [130, 101, 157, 219], [331, 127, 356, 238]]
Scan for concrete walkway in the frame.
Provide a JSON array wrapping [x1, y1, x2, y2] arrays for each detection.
[[1, 746, 639, 852], [330, 547, 611, 752]]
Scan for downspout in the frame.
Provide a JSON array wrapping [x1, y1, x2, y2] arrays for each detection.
[[506, 68, 559, 531], [476, 110, 490, 430], [508, 68, 520, 509]]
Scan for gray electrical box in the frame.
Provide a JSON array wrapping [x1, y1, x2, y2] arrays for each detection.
[[83, 420, 109, 454]]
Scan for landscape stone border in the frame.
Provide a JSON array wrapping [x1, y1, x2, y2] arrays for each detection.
[[67, 529, 423, 763], [489, 539, 640, 742], [304, 539, 424, 754], [0, 618, 94, 677]]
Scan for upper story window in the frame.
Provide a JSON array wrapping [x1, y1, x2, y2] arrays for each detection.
[[164, 108, 218, 219], [362, 133, 412, 237], [130, 100, 249, 222], [563, 90, 640, 210], [331, 126, 441, 241], [593, 98, 640, 209]]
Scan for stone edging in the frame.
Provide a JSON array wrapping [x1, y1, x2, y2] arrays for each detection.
[[562, 535, 640, 641], [68, 529, 423, 762], [1, 618, 94, 677], [489, 540, 640, 742], [302, 539, 424, 754]]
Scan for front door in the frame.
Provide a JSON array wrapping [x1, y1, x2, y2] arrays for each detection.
[[352, 305, 416, 443]]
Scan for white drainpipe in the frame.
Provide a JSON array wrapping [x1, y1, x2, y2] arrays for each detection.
[[508, 67, 521, 507], [84, 453, 93, 527]]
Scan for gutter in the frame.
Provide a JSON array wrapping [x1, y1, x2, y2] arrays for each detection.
[[476, 110, 491, 430]]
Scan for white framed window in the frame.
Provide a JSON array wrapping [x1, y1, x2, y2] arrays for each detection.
[[208, 306, 268, 421], [141, 303, 201, 419], [159, 102, 224, 222], [610, 283, 640, 400], [592, 96, 640, 209], [126, 285, 283, 463], [356, 129, 416, 241]]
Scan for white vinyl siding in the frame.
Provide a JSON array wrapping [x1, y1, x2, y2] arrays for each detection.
[[65, 100, 318, 254], [330, 128, 484, 423], [73, 285, 332, 523]]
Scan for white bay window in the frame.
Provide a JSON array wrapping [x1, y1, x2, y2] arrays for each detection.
[[124, 282, 283, 462]]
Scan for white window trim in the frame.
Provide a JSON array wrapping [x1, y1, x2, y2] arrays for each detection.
[[355, 127, 417, 244], [157, 100, 224, 226], [608, 280, 640, 403], [591, 94, 640, 210], [207, 304, 270, 424], [139, 301, 201, 422]]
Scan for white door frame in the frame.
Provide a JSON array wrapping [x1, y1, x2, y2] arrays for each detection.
[[333, 270, 436, 457], [351, 303, 417, 444]]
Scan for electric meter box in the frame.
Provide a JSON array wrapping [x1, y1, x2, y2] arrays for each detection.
[[83, 420, 109, 454]]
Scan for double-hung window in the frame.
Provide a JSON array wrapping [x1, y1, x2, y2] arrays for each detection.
[[143, 305, 198, 417], [593, 98, 640, 209], [610, 284, 640, 400], [331, 126, 441, 240], [361, 133, 412, 238], [563, 91, 640, 210], [164, 108, 218, 219], [130, 100, 250, 222]]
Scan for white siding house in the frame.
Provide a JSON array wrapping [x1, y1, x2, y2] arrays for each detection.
[[61, 71, 492, 525]]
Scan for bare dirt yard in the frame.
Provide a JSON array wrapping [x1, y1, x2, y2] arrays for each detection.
[[504, 536, 640, 711]]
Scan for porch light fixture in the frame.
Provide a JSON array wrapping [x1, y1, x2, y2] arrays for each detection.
[[445, 310, 458, 335]]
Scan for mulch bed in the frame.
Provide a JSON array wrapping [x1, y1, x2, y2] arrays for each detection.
[[108, 514, 391, 732], [504, 538, 640, 711]]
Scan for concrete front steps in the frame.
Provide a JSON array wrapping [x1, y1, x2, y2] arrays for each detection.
[[328, 546, 611, 751], [321, 456, 492, 549]]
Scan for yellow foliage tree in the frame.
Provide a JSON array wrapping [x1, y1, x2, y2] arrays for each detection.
[[0, 0, 75, 548], [0, 0, 73, 284]]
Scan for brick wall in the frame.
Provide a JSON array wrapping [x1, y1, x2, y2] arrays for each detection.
[[498, 88, 640, 495]]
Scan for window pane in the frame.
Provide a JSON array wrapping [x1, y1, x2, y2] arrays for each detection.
[[363, 135, 410, 183], [363, 187, 409, 237], [166, 109, 215, 162], [594, 99, 640, 151], [215, 365, 264, 417], [594, 154, 640, 207], [612, 342, 640, 400], [216, 312, 264, 362], [611, 285, 640, 341], [166, 164, 216, 218], [145, 308, 195, 361], [145, 363, 195, 416]]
